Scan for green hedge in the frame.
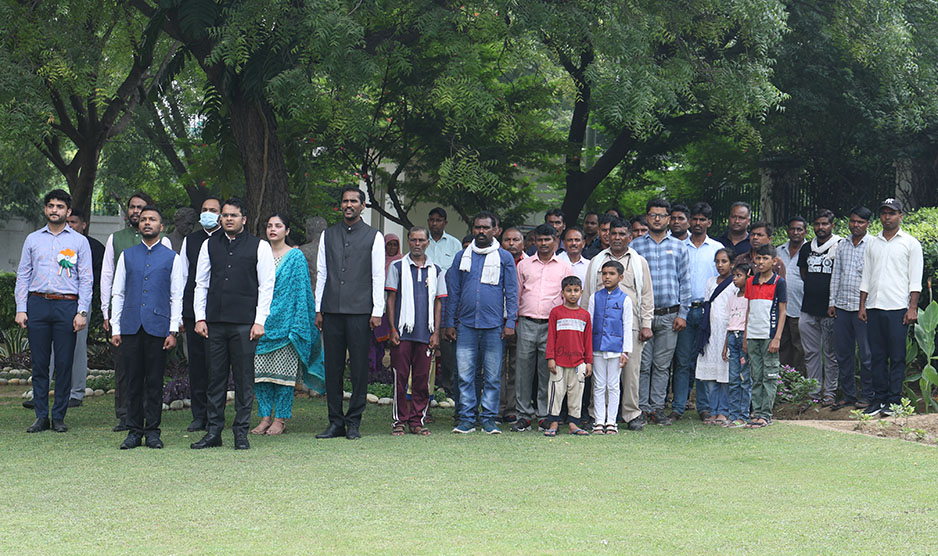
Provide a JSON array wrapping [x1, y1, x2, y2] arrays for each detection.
[[0, 272, 15, 330], [772, 207, 938, 303]]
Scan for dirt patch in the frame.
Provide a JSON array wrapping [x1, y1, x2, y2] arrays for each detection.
[[784, 413, 938, 446], [774, 402, 859, 420]]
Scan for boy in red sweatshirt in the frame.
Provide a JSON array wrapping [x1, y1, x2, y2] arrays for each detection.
[[545, 276, 593, 436]]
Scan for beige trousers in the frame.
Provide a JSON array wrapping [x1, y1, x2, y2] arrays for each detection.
[[548, 363, 586, 421]]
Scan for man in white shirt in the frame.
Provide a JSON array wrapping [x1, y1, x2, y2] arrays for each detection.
[[671, 202, 721, 420], [777, 216, 807, 374], [192, 198, 276, 450], [109, 206, 184, 449], [859, 198, 923, 416], [100, 192, 172, 432], [557, 226, 590, 285]]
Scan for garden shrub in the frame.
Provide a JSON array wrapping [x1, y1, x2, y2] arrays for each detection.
[[0, 273, 16, 330]]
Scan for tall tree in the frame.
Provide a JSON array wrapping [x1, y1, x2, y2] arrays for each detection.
[[131, 0, 368, 232], [504, 0, 789, 222], [0, 0, 176, 218]]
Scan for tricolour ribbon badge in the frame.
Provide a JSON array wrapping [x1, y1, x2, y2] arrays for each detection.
[[57, 248, 76, 278]]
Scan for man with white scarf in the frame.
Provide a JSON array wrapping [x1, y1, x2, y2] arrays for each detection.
[[797, 209, 842, 405], [442, 211, 519, 435], [385, 227, 447, 436]]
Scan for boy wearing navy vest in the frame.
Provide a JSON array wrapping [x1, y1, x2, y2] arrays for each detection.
[[587, 261, 634, 434], [110, 207, 184, 449]]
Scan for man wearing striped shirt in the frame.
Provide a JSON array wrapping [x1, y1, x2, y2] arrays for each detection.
[[631, 199, 691, 426], [827, 207, 874, 409]]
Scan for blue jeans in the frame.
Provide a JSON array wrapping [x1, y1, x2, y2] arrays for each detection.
[[27, 296, 78, 421], [704, 380, 728, 417], [867, 309, 907, 408], [456, 326, 504, 425], [672, 307, 708, 414], [833, 308, 873, 403], [726, 331, 751, 421]]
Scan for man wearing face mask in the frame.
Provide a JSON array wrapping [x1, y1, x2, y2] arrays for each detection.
[[100, 191, 172, 432], [178, 196, 223, 432]]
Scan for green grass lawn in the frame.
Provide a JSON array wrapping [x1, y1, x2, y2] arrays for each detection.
[[1, 386, 936, 555]]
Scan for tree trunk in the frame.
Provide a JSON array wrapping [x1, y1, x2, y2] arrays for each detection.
[[228, 97, 292, 235], [63, 147, 101, 226]]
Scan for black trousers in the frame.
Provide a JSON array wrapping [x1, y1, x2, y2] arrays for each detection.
[[113, 341, 128, 420], [206, 322, 256, 436], [322, 313, 370, 427], [183, 317, 209, 424], [121, 331, 167, 435]]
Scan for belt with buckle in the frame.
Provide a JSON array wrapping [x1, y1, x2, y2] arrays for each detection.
[[30, 292, 78, 301], [521, 316, 549, 324], [653, 305, 680, 316]]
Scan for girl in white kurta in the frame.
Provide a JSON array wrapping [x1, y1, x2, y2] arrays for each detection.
[[696, 248, 736, 424]]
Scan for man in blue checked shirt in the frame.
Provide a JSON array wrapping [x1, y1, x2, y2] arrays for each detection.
[[442, 211, 518, 435], [14, 189, 93, 434], [631, 199, 691, 426]]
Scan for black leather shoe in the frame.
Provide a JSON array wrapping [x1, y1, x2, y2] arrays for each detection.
[[120, 433, 143, 449], [22, 400, 35, 409], [113, 420, 130, 432], [190, 433, 223, 449], [145, 434, 164, 449], [26, 417, 50, 433], [186, 420, 206, 432], [68, 398, 83, 408], [234, 433, 250, 450], [346, 424, 361, 440], [51, 419, 68, 433], [316, 423, 346, 439]]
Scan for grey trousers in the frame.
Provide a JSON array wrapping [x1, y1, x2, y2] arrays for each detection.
[[779, 316, 807, 375], [49, 324, 88, 400], [514, 317, 550, 420], [800, 313, 839, 400], [639, 313, 677, 412], [620, 329, 643, 422]]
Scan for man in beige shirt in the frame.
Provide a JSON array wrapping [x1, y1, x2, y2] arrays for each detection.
[[582, 218, 654, 430]]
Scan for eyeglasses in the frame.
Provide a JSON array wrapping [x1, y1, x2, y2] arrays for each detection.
[[647, 213, 668, 220]]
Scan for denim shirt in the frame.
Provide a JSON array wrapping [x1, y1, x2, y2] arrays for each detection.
[[443, 248, 518, 330]]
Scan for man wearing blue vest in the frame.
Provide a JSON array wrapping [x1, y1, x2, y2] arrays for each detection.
[[192, 198, 275, 450], [110, 206, 184, 449]]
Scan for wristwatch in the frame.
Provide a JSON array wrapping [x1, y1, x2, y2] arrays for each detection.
[[78, 310, 88, 317]]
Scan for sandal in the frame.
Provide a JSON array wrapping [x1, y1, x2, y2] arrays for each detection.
[[569, 427, 590, 436], [745, 418, 768, 429], [250, 417, 272, 435], [265, 418, 286, 435], [592, 424, 605, 435], [543, 428, 558, 437], [391, 423, 406, 436], [410, 425, 431, 436], [605, 424, 618, 435]]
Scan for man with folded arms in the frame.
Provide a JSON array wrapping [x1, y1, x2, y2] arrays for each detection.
[[15, 189, 92, 433], [110, 206, 184, 449]]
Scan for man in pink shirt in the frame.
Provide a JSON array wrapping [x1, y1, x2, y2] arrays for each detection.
[[510, 224, 573, 432]]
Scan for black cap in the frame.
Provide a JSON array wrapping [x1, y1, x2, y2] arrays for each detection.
[[880, 198, 903, 212]]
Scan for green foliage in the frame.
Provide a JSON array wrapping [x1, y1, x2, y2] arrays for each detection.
[[0, 273, 16, 330], [775, 365, 819, 407], [911, 301, 938, 412]]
